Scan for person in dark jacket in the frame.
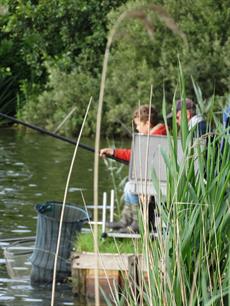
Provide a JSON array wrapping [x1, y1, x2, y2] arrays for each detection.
[[167, 98, 207, 136]]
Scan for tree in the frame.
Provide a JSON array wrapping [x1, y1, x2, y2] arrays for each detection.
[[0, 0, 126, 114], [103, 0, 230, 136]]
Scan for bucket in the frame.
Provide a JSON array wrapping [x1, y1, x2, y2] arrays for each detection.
[[29, 201, 90, 285]]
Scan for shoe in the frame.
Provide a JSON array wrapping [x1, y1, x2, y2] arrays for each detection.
[[106, 204, 133, 230], [118, 222, 139, 234], [118, 219, 139, 234], [106, 221, 126, 230]]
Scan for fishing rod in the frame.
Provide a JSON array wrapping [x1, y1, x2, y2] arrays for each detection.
[[0, 112, 128, 165]]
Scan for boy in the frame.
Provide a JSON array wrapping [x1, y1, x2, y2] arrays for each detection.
[[100, 105, 166, 233]]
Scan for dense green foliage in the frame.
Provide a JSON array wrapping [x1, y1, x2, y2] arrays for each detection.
[[0, 0, 229, 136], [0, 0, 126, 126], [104, 0, 230, 135]]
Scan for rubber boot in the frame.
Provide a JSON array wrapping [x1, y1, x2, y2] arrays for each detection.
[[106, 204, 133, 230], [118, 205, 139, 233]]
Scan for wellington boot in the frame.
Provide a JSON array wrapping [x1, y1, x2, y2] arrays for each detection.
[[106, 204, 133, 230], [118, 205, 139, 233], [118, 220, 139, 234]]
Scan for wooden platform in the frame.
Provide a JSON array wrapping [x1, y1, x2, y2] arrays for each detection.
[[106, 231, 158, 239], [81, 228, 159, 239], [71, 252, 148, 302]]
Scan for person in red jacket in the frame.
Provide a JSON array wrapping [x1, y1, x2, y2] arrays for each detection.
[[100, 104, 166, 233]]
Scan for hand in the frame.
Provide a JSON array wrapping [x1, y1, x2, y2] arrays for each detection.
[[100, 148, 114, 158]]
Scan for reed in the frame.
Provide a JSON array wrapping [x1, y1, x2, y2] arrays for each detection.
[[93, 5, 187, 304], [107, 90, 229, 305], [50, 97, 92, 306], [102, 149, 127, 217]]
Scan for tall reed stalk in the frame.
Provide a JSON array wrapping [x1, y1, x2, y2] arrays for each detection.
[[94, 4, 187, 304], [50, 98, 92, 306], [93, 3, 229, 305]]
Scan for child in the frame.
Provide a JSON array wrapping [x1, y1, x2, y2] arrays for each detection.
[[100, 105, 166, 233]]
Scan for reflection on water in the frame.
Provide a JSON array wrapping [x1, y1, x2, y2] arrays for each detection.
[[0, 279, 80, 306], [0, 127, 128, 305]]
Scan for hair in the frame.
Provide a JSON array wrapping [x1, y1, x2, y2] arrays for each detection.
[[176, 98, 196, 117], [189, 107, 196, 117], [133, 105, 158, 127]]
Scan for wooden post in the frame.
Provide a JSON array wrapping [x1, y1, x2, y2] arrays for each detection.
[[110, 190, 115, 223], [102, 192, 107, 233]]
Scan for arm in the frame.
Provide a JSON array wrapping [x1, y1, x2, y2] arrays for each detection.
[[100, 147, 131, 162], [114, 148, 131, 162]]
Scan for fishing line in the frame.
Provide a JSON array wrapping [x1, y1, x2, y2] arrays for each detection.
[[0, 112, 128, 165]]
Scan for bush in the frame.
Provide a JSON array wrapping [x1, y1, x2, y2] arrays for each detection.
[[103, 0, 230, 136], [20, 64, 99, 137], [0, 0, 126, 117]]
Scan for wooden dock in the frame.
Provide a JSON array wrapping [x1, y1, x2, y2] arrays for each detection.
[[71, 251, 148, 302]]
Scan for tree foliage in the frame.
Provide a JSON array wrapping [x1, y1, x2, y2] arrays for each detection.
[[0, 0, 229, 136], [103, 0, 230, 135], [0, 0, 126, 118]]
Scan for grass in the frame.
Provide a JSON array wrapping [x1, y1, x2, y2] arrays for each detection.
[[75, 230, 142, 254]]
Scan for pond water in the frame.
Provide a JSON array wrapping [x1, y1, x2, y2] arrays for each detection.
[[0, 128, 129, 305]]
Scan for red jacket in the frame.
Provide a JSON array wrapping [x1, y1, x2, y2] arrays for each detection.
[[114, 123, 167, 162]]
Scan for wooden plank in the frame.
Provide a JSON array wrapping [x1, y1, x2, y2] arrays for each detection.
[[107, 232, 141, 239], [88, 221, 103, 225], [72, 252, 131, 271], [86, 205, 111, 209], [107, 231, 158, 239], [72, 268, 86, 296], [85, 269, 120, 300]]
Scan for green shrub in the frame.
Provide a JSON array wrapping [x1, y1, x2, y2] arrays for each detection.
[[103, 0, 230, 136], [0, 0, 126, 118], [20, 65, 99, 136]]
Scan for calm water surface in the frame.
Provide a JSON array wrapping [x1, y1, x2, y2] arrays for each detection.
[[0, 128, 128, 305]]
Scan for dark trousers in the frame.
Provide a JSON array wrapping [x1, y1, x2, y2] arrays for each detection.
[[148, 196, 156, 231]]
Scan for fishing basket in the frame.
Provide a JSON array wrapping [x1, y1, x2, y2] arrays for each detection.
[[29, 201, 90, 285]]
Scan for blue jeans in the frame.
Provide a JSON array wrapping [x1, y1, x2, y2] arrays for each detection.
[[124, 181, 139, 205]]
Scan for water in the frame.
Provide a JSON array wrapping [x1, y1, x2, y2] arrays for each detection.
[[0, 127, 129, 305]]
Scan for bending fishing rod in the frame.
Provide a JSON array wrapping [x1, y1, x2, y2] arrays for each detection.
[[0, 112, 128, 165]]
